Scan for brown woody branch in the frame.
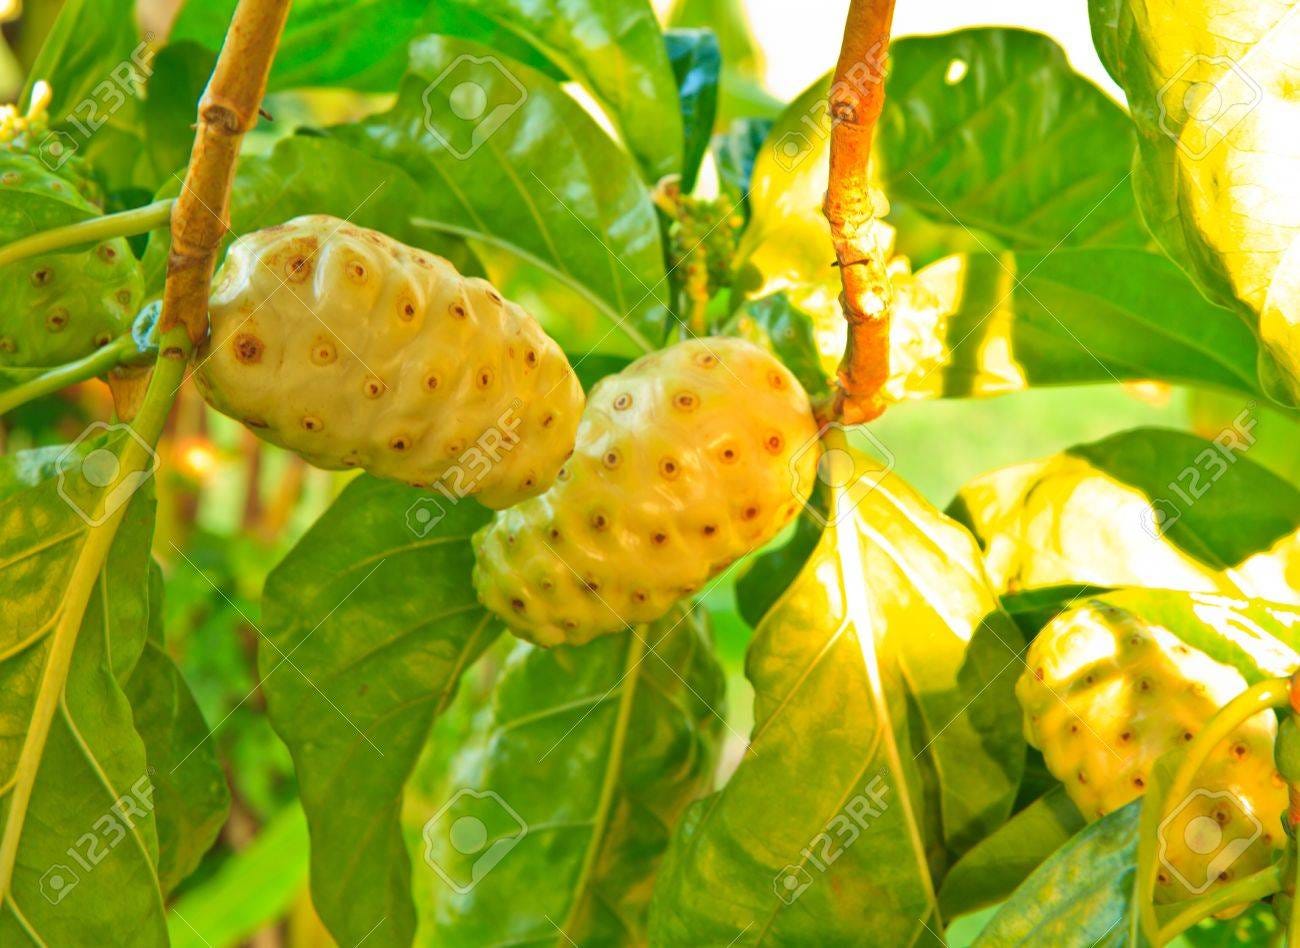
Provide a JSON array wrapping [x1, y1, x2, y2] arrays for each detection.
[[822, 0, 896, 425], [159, 0, 293, 349]]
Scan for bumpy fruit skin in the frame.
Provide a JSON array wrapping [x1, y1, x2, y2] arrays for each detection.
[[1018, 601, 1286, 904], [0, 151, 141, 367], [194, 216, 583, 508], [473, 337, 820, 646]]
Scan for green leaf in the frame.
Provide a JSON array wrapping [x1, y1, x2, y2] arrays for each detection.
[[712, 117, 773, 215], [726, 293, 831, 399], [260, 476, 499, 948], [21, 0, 140, 127], [939, 787, 1086, 921], [887, 248, 1262, 401], [167, 803, 310, 948], [422, 605, 724, 944], [666, 29, 722, 192], [876, 29, 1149, 253], [333, 35, 669, 354], [140, 43, 217, 181], [649, 456, 1021, 943], [170, 0, 430, 92], [1088, 0, 1300, 404], [739, 28, 1147, 302], [443, 0, 684, 182], [125, 567, 229, 895], [951, 427, 1300, 604], [0, 448, 166, 945], [734, 511, 824, 629], [142, 134, 481, 297], [974, 802, 1140, 947]]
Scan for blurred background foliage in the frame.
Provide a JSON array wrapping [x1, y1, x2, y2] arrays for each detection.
[[2, 0, 1297, 945]]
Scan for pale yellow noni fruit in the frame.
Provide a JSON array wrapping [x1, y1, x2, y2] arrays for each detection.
[[195, 216, 583, 508], [1018, 600, 1286, 904], [473, 337, 820, 646]]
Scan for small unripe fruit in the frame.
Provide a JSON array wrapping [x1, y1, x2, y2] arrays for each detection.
[[195, 216, 583, 508], [1018, 601, 1286, 905], [473, 337, 820, 646]]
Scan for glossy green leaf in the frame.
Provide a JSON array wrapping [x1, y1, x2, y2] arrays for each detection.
[[738, 28, 1147, 304], [649, 456, 1022, 944], [0, 447, 166, 945], [887, 249, 1262, 402], [726, 293, 830, 400], [259, 476, 499, 948], [667, 0, 780, 124], [442, 0, 684, 182], [877, 29, 1149, 253], [974, 802, 1140, 947], [421, 605, 724, 945], [734, 511, 825, 629], [939, 787, 1086, 921], [170, 0, 430, 92], [140, 42, 217, 181], [142, 134, 481, 296], [1088, 0, 1300, 405], [713, 117, 773, 215], [666, 29, 722, 192], [333, 35, 669, 354], [125, 567, 229, 895], [951, 427, 1300, 604]]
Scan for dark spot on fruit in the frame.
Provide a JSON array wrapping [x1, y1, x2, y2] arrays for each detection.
[[1133, 776, 1145, 789], [1077, 771, 1087, 784], [1231, 743, 1248, 760], [93, 332, 112, 347], [364, 378, 386, 398], [45, 308, 68, 332], [583, 577, 600, 593], [302, 416, 322, 431], [446, 439, 465, 456], [389, 435, 410, 451], [346, 260, 367, 283], [542, 413, 555, 428], [632, 591, 647, 603], [116, 289, 134, 308], [703, 524, 717, 536], [525, 349, 538, 367], [652, 532, 667, 545], [694, 351, 718, 368], [511, 598, 525, 611], [558, 467, 570, 481], [450, 302, 467, 319], [244, 416, 269, 428], [285, 255, 312, 283], [311, 340, 337, 365], [549, 528, 561, 541], [562, 619, 579, 631], [97, 244, 118, 263], [742, 505, 760, 520], [590, 512, 609, 531], [673, 391, 699, 411], [399, 299, 417, 321], [1184, 731, 1194, 741], [765, 434, 784, 453], [613, 393, 632, 411], [476, 367, 494, 389], [1120, 731, 1132, 742], [720, 445, 739, 463], [487, 290, 502, 305], [659, 458, 679, 479], [768, 370, 786, 389], [602, 450, 620, 469], [521, 474, 536, 489], [234, 333, 263, 363], [31, 266, 54, 287], [425, 374, 440, 391]]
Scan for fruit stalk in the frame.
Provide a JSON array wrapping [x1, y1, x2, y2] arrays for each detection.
[[0, 331, 145, 416], [159, 0, 293, 347], [0, 199, 174, 269], [823, 0, 896, 424]]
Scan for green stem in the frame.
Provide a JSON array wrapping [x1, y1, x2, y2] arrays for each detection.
[[1136, 678, 1291, 944], [1157, 862, 1284, 942], [0, 333, 146, 416], [0, 199, 174, 269], [1289, 849, 1300, 946]]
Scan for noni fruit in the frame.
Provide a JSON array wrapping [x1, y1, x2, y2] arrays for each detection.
[[194, 216, 583, 508], [473, 337, 820, 646], [1018, 600, 1286, 904], [0, 151, 142, 368]]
